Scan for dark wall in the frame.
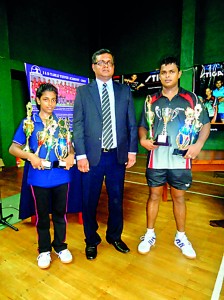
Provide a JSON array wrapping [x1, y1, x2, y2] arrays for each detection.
[[101, 2, 183, 75], [4, 0, 224, 79], [0, 1, 94, 165], [194, 0, 224, 65], [11, 71, 29, 129], [6, 1, 91, 77]]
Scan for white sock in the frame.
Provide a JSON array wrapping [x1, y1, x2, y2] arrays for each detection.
[[176, 230, 185, 239], [146, 228, 155, 235]]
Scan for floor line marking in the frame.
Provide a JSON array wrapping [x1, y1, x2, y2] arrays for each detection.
[[211, 254, 224, 300]]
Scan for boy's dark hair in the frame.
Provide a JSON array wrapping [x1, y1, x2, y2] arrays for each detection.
[[35, 83, 58, 111], [160, 56, 180, 71], [214, 76, 223, 84], [92, 48, 115, 64]]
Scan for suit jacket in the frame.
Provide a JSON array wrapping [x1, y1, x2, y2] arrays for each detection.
[[72, 80, 138, 166]]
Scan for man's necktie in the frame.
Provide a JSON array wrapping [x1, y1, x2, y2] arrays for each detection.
[[102, 83, 113, 149]]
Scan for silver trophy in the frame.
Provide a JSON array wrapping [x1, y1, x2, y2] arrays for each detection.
[[154, 107, 178, 146]]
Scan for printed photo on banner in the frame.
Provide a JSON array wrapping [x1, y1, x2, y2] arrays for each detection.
[[194, 62, 224, 125], [24, 63, 89, 130], [114, 70, 161, 96], [113, 70, 161, 127]]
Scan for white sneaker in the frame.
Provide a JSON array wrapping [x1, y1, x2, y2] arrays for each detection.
[[138, 233, 156, 254], [37, 251, 51, 269], [55, 249, 73, 263], [174, 234, 196, 259]]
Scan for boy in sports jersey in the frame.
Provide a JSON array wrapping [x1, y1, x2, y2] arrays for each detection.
[[137, 56, 210, 259]]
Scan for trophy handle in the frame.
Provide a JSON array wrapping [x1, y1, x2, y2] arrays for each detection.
[[171, 108, 179, 121], [155, 106, 162, 120]]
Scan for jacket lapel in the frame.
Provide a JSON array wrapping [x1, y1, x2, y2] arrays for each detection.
[[89, 81, 102, 116]]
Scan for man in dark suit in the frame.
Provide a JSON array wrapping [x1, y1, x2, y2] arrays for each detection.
[[72, 48, 138, 260]]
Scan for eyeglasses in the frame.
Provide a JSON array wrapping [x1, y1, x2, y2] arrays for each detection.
[[94, 60, 114, 67]]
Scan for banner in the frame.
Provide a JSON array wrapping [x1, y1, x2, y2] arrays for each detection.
[[114, 70, 161, 96], [194, 62, 224, 127], [194, 62, 224, 96], [24, 63, 89, 130]]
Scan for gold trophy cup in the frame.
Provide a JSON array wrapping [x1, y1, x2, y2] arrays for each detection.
[[144, 95, 155, 140], [23, 102, 34, 152]]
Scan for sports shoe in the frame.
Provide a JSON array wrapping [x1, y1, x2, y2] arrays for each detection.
[[55, 249, 73, 263], [138, 233, 156, 254], [174, 234, 196, 259], [37, 251, 51, 269]]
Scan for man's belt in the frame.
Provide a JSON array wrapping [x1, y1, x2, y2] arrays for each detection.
[[101, 148, 117, 153]]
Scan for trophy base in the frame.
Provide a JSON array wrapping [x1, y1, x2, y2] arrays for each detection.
[[57, 159, 76, 168], [58, 160, 66, 168], [154, 134, 171, 146], [172, 149, 187, 156], [154, 141, 171, 146], [42, 160, 52, 169]]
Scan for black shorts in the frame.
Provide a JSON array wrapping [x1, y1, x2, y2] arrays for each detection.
[[146, 168, 192, 190]]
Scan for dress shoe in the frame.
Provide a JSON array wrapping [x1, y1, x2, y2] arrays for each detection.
[[107, 239, 130, 253], [85, 245, 97, 260]]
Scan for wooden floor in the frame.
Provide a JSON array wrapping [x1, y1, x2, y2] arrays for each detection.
[[0, 155, 224, 300]]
